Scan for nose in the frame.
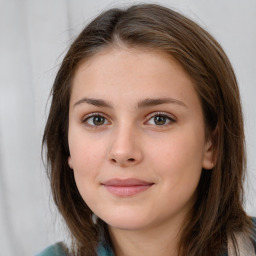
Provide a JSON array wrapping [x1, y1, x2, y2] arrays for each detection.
[[108, 125, 143, 167]]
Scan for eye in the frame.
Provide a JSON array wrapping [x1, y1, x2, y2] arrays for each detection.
[[146, 112, 175, 126], [83, 113, 109, 127]]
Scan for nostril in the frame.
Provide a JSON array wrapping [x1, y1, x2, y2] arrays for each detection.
[[111, 158, 135, 164]]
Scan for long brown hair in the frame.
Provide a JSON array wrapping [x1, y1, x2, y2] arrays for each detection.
[[42, 4, 252, 256]]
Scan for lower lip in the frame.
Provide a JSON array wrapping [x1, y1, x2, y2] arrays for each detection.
[[104, 185, 152, 197]]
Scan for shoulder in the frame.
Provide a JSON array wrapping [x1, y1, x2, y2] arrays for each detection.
[[35, 242, 114, 256], [97, 242, 115, 256], [252, 216, 256, 226], [35, 242, 67, 256], [252, 217, 256, 249]]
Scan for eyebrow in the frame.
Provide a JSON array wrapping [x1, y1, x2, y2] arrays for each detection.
[[137, 98, 187, 109], [73, 97, 187, 109], [73, 98, 112, 108]]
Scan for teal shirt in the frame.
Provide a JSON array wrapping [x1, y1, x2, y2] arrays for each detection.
[[36, 218, 256, 256], [35, 243, 65, 256], [35, 242, 114, 256]]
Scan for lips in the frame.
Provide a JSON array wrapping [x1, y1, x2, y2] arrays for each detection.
[[102, 178, 154, 197]]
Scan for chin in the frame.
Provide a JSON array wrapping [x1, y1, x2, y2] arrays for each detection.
[[99, 210, 154, 231], [108, 220, 148, 231]]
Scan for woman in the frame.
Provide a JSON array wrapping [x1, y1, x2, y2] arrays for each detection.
[[38, 3, 256, 256]]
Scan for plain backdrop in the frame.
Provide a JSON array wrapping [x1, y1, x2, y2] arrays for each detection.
[[0, 0, 255, 255]]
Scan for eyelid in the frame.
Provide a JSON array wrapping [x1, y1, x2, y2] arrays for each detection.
[[146, 111, 176, 121]]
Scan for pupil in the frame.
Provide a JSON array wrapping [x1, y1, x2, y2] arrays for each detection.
[[154, 116, 166, 125], [93, 116, 104, 125]]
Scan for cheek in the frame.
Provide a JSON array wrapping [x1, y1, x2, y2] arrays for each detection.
[[148, 130, 204, 190], [150, 132, 204, 169], [69, 131, 106, 172], [70, 139, 105, 207], [68, 135, 107, 201]]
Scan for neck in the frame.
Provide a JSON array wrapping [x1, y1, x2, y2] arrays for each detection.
[[108, 217, 185, 256]]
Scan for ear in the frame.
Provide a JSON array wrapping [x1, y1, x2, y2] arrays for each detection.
[[68, 156, 73, 169], [202, 139, 214, 170]]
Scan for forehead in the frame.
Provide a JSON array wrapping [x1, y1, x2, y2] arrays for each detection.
[[70, 47, 199, 109], [74, 46, 190, 78]]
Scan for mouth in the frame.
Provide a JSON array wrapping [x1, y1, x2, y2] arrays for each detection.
[[101, 178, 154, 197]]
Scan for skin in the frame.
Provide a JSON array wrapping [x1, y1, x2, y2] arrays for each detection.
[[68, 47, 214, 256]]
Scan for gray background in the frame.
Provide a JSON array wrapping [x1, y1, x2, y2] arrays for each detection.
[[0, 0, 255, 255]]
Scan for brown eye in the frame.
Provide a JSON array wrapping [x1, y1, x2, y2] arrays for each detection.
[[84, 114, 108, 126], [92, 116, 105, 125], [154, 115, 168, 125], [146, 113, 175, 126]]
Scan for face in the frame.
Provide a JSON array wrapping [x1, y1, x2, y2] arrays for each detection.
[[68, 47, 213, 233]]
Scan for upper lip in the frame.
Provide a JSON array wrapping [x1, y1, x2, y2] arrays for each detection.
[[102, 178, 154, 186]]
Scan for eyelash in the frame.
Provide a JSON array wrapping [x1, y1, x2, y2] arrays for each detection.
[[82, 111, 176, 128]]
